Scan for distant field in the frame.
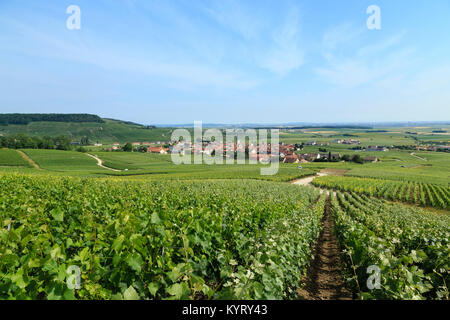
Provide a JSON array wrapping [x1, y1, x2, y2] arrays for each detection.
[[287, 149, 450, 185], [279, 125, 450, 146], [1, 149, 315, 182], [0, 123, 448, 184], [21, 149, 105, 173], [94, 151, 171, 171], [0, 119, 173, 144], [0, 147, 447, 184], [343, 151, 450, 185], [0, 124, 449, 301], [0, 149, 30, 167], [314, 175, 450, 209], [95, 152, 316, 182]]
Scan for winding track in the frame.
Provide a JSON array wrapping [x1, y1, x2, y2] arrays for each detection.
[[86, 153, 122, 172], [291, 172, 336, 196], [291, 172, 328, 186], [410, 152, 427, 161]]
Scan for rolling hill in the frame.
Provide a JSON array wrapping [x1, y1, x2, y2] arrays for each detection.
[[0, 115, 172, 144]]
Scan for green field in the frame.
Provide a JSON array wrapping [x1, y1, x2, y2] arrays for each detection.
[[0, 149, 316, 182], [0, 124, 449, 301], [0, 149, 30, 167], [0, 119, 172, 144], [279, 125, 450, 146], [0, 126, 448, 186], [1, 172, 448, 300], [21, 149, 105, 173], [313, 176, 450, 209], [331, 192, 449, 299], [0, 131, 448, 184], [0, 173, 323, 300]]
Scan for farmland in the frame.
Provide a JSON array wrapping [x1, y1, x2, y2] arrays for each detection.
[[0, 173, 323, 300], [1, 172, 448, 300], [331, 193, 449, 299], [21, 149, 101, 172], [1, 149, 317, 182], [0, 149, 31, 167], [313, 176, 450, 209], [0, 124, 449, 301], [1, 0, 450, 306], [0, 118, 172, 144]]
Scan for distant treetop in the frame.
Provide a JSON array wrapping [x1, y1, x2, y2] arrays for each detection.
[[0, 113, 104, 125]]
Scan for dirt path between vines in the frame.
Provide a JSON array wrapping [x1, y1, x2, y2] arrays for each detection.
[[290, 171, 338, 196], [16, 150, 41, 169], [297, 198, 352, 300], [291, 172, 328, 186]]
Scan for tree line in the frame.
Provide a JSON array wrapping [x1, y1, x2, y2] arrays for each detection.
[[0, 113, 104, 125], [0, 134, 74, 150]]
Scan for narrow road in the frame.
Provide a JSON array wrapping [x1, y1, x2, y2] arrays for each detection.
[[291, 173, 327, 186], [410, 152, 427, 161], [298, 198, 352, 300], [291, 172, 336, 196], [16, 150, 41, 169], [86, 153, 122, 172]]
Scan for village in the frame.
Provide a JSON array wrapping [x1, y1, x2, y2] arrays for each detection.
[[92, 134, 449, 166], [97, 139, 386, 164]]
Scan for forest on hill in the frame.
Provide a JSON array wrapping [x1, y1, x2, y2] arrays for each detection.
[[0, 113, 104, 125]]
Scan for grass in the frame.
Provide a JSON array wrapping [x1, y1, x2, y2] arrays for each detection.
[[0, 124, 447, 184], [0, 119, 173, 144], [0, 149, 315, 182], [21, 149, 105, 173], [288, 148, 450, 185], [0, 146, 447, 185], [0, 149, 31, 167]]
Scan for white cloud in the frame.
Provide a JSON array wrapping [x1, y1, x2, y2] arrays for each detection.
[[259, 9, 304, 75], [205, 2, 305, 76], [0, 15, 259, 90], [317, 24, 412, 87], [322, 23, 364, 52], [204, 0, 264, 40]]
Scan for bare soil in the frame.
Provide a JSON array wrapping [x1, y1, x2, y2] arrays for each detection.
[[319, 168, 349, 176], [297, 198, 352, 300]]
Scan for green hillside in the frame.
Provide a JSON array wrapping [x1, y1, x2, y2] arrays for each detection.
[[0, 118, 172, 144]]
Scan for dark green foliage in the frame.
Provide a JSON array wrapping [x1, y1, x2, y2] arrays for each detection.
[[0, 134, 73, 150], [122, 143, 133, 152], [0, 113, 104, 125], [351, 154, 364, 164], [80, 136, 89, 146]]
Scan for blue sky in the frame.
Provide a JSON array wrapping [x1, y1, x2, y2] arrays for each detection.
[[0, 0, 449, 124]]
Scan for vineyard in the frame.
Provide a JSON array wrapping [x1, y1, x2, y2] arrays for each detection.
[[313, 176, 450, 209], [1, 172, 449, 300], [0, 149, 31, 168], [330, 192, 449, 299], [0, 173, 323, 300]]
